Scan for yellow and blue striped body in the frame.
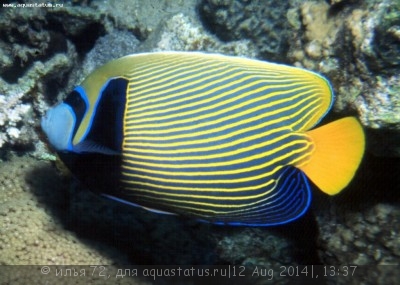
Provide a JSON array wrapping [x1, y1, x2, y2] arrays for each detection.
[[115, 53, 332, 225], [42, 52, 365, 226]]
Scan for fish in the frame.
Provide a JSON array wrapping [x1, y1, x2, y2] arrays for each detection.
[[41, 52, 365, 226]]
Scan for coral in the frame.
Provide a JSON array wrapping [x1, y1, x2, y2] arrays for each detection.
[[0, 92, 31, 148], [198, 0, 400, 156], [318, 203, 400, 264], [362, 1, 400, 74], [356, 74, 400, 129], [311, 153, 400, 284], [0, 0, 144, 155], [0, 6, 72, 85], [198, 0, 292, 62], [343, 2, 400, 154], [153, 13, 257, 58], [0, 2, 399, 285], [316, 202, 400, 284], [103, 0, 197, 36], [0, 6, 77, 156], [341, 1, 400, 156], [0, 155, 151, 284], [84, 31, 140, 72], [286, 0, 400, 156], [288, 1, 344, 73], [0, 51, 75, 157], [0, 156, 124, 265]]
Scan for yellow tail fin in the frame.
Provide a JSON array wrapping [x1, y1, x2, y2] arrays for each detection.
[[298, 117, 365, 195]]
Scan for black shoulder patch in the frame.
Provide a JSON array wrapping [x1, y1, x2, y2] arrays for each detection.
[[86, 78, 128, 153]]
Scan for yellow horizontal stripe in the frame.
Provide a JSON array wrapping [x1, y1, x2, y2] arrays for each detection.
[[124, 126, 290, 155], [127, 194, 258, 215], [125, 53, 328, 93], [126, 81, 309, 122], [123, 130, 308, 167], [127, 68, 260, 110], [126, 56, 232, 91], [124, 98, 320, 146], [123, 183, 275, 201], [123, 101, 318, 160], [123, 140, 312, 177], [124, 94, 321, 138], [128, 72, 306, 110], [122, 184, 278, 209], [137, 54, 202, 67], [122, 141, 313, 181], [127, 73, 313, 109], [123, 169, 297, 215], [128, 60, 227, 94], [126, 57, 309, 102], [126, 55, 206, 83], [122, 171, 275, 192]]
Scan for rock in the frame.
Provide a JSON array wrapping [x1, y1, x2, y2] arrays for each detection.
[[198, 0, 291, 62]]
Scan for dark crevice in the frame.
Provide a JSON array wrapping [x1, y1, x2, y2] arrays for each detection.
[[66, 22, 106, 57], [45, 16, 106, 58]]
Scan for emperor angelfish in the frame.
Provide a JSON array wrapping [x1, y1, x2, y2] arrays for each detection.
[[41, 52, 365, 226]]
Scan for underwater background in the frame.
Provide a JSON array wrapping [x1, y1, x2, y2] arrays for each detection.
[[0, 0, 399, 284]]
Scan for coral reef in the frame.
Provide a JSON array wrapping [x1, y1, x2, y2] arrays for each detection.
[[0, 6, 77, 156], [152, 13, 257, 57], [0, 1, 399, 285], [318, 203, 400, 265], [0, 92, 31, 148], [0, 0, 148, 154], [0, 50, 75, 157], [311, 153, 400, 284], [197, 0, 400, 156], [287, 0, 400, 156], [0, 156, 154, 284], [315, 203, 400, 285], [0, 156, 128, 265]]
